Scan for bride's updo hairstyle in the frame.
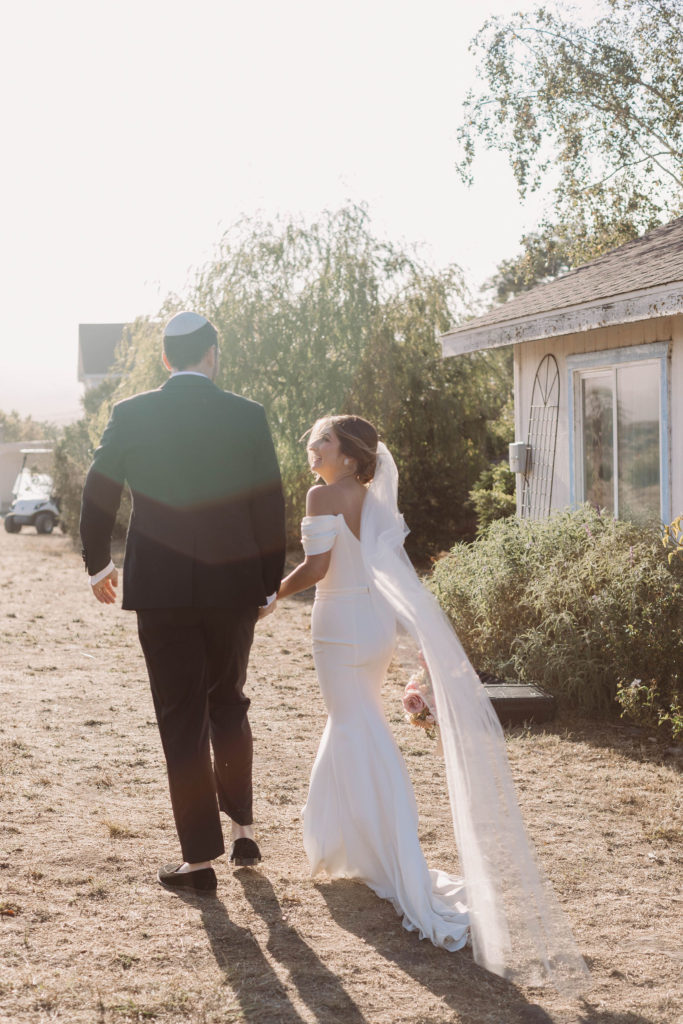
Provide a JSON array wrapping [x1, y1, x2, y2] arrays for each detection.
[[313, 415, 379, 484]]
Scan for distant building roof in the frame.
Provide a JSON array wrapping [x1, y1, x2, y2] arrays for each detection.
[[441, 217, 683, 357], [78, 323, 127, 380]]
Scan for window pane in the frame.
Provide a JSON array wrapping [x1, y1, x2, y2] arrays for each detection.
[[582, 374, 614, 513], [617, 363, 660, 521]]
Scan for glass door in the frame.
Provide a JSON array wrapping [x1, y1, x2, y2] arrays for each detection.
[[616, 363, 660, 521], [578, 362, 661, 520], [581, 371, 615, 514]]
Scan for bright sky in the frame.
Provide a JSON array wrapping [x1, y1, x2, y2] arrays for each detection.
[[0, 0, 590, 424]]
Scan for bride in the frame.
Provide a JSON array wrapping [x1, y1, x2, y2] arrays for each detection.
[[275, 415, 589, 994]]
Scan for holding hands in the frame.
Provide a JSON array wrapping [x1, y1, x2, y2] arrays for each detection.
[[258, 599, 277, 620], [90, 568, 119, 605]]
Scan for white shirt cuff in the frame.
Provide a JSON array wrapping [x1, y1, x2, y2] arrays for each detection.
[[89, 560, 115, 586], [262, 592, 277, 608]]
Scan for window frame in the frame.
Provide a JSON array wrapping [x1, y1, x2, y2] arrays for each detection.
[[567, 342, 671, 522]]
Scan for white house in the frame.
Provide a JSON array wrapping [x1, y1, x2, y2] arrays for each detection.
[[78, 323, 127, 391], [441, 217, 683, 524]]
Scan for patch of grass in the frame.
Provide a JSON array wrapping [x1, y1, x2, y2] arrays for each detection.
[[115, 952, 140, 970], [88, 885, 109, 901], [111, 1000, 158, 1020], [103, 820, 138, 839], [33, 993, 58, 1012], [9, 739, 31, 756], [646, 824, 683, 844]]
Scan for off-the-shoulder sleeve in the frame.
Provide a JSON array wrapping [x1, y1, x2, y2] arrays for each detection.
[[301, 515, 339, 555]]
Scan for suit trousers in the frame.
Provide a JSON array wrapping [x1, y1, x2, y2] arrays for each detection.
[[136, 605, 258, 863]]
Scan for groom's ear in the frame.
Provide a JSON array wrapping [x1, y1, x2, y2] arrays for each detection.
[[162, 352, 173, 372]]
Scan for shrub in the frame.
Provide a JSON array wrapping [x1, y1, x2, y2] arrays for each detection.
[[468, 462, 516, 535], [428, 506, 683, 733], [53, 378, 131, 542], [615, 679, 682, 740], [53, 421, 92, 540]]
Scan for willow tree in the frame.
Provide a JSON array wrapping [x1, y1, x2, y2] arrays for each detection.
[[73, 205, 511, 555], [459, 0, 683, 266]]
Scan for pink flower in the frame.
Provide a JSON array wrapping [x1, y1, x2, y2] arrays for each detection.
[[403, 690, 427, 714], [405, 668, 426, 693]]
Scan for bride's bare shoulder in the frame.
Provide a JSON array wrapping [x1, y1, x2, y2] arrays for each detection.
[[306, 485, 338, 516]]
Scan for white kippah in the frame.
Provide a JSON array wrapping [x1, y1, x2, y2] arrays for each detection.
[[164, 311, 210, 338]]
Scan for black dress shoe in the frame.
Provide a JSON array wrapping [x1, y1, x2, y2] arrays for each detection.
[[229, 837, 261, 867], [157, 863, 217, 892]]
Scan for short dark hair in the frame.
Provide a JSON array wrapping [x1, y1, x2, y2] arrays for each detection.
[[163, 320, 218, 370]]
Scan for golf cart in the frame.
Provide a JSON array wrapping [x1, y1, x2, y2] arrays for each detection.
[[4, 450, 60, 534]]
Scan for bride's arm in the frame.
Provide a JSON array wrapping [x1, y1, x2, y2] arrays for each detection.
[[277, 550, 331, 599], [277, 485, 334, 600]]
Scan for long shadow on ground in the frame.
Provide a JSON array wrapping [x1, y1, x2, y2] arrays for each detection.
[[316, 879, 663, 1024], [316, 878, 556, 1024], [173, 873, 663, 1024], [235, 870, 369, 1023], [171, 886, 307, 1024], [174, 872, 369, 1024]]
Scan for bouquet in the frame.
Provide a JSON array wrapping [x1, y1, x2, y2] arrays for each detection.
[[402, 654, 439, 742]]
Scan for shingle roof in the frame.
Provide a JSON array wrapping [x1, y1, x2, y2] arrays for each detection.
[[441, 217, 683, 354], [78, 324, 126, 378]]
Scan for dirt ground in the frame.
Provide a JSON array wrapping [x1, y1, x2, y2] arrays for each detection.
[[0, 525, 681, 1024]]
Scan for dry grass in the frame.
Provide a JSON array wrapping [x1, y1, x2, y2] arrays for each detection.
[[0, 525, 681, 1024]]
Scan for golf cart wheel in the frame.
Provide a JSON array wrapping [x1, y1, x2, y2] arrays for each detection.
[[4, 516, 21, 533], [35, 512, 55, 534]]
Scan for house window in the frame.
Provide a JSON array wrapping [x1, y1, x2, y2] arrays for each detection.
[[567, 343, 670, 522]]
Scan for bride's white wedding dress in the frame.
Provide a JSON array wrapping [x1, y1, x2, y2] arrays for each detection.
[[296, 444, 590, 995], [301, 511, 469, 951]]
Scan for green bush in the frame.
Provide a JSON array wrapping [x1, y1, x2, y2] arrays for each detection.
[[428, 506, 683, 733], [52, 377, 131, 542], [468, 462, 516, 535], [53, 420, 92, 539]]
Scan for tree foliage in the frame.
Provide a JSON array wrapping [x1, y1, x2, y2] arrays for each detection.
[[459, 0, 683, 258], [468, 462, 516, 535], [484, 223, 578, 302], [0, 409, 58, 443], [67, 205, 513, 556]]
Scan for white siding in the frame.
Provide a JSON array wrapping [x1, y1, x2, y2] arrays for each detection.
[[671, 316, 683, 517]]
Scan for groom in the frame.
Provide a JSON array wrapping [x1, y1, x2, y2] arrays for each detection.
[[79, 311, 286, 892]]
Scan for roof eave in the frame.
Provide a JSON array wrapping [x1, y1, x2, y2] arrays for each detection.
[[441, 281, 683, 358]]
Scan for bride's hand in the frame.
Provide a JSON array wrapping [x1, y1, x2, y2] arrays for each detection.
[[258, 599, 277, 620]]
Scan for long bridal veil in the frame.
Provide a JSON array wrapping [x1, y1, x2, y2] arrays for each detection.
[[360, 442, 590, 994]]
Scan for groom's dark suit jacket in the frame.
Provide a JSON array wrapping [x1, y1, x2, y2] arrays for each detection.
[[80, 374, 286, 610]]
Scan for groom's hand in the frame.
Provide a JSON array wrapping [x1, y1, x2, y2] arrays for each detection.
[[91, 568, 119, 605]]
